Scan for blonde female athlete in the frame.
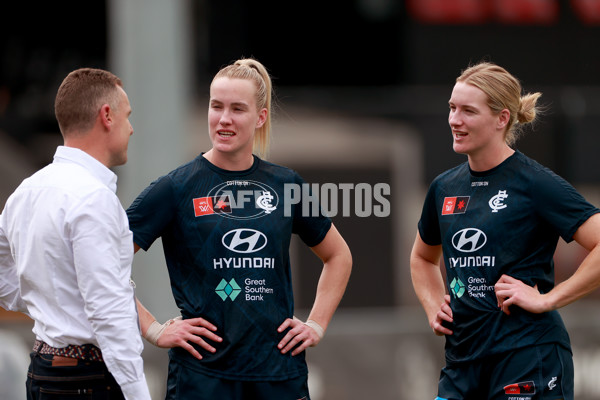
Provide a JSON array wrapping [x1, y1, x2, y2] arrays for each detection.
[[129, 58, 352, 399]]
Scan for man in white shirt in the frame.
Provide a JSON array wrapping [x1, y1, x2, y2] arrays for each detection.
[[0, 68, 151, 400]]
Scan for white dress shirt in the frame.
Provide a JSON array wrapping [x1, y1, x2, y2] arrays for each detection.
[[0, 146, 150, 400]]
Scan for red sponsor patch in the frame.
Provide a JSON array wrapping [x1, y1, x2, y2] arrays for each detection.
[[441, 196, 470, 215], [193, 197, 214, 216], [193, 195, 232, 217], [504, 381, 536, 395]]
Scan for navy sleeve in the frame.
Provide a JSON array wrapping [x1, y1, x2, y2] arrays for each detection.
[[533, 168, 600, 243], [291, 173, 332, 248], [126, 175, 176, 251], [418, 181, 442, 246]]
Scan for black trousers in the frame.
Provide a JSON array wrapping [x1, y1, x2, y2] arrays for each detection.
[[26, 351, 125, 400]]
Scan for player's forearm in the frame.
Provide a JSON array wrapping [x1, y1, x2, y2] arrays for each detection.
[[411, 256, 447, 323], [136, 297, 158, 336], [307, 252, 352, 331], [546, 243, 600, 310]]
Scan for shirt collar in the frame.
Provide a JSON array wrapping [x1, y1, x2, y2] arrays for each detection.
[[53, 146, 118, 193]]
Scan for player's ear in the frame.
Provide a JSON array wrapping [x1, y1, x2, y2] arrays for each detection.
[[99, 104, 112, 130], [255, 108, 267, 129], [497, 109, 510, 130]]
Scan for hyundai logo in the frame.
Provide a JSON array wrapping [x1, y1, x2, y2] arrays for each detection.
[[451, 228, 487, 253], [222, 229, 267, 253]]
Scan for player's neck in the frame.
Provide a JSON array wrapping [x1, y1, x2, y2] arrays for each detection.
[[203, 149, 254, 171], [467, 145, 514, 172]]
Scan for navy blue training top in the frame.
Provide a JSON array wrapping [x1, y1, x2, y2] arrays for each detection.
[[418, 150, 599, 364], [127, 154, 332, 380]]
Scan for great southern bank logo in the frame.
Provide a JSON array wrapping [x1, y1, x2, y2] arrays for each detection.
[[450, 277, 466, 298], [222, 229, 267, 254], [215, 278, 241, 301]]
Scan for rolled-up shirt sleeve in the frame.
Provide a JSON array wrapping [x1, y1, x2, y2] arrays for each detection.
[[68, 189, 150, 400]]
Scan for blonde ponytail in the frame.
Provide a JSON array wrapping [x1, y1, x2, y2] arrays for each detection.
[[517, 92, 542, 124]]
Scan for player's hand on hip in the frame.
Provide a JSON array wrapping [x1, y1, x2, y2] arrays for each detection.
[[157, 317, 223, 360], [495, 274, 545, 315], [277, 317, 322, 356], [431, 294, 453, 336]]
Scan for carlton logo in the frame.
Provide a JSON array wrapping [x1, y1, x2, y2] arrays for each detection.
[[222, 229, 267, 254], [451, 228, 487, 253]]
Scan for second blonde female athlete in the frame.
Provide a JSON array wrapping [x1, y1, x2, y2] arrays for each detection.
[[411, 62, 600, 400]]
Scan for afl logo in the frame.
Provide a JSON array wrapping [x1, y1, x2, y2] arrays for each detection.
[[451, 228, 487, 253], [222, 229, 267, 254], [207, 180, 279, 220]]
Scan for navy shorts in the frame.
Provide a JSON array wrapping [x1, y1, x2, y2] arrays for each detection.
[[436, 343, 573, 400], [166, 356, 310, 400]]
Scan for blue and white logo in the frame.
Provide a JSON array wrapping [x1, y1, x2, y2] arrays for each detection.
[[489, 190, 508, 213], [451, 228, 487, 253], [222, 229, 267, 254]]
